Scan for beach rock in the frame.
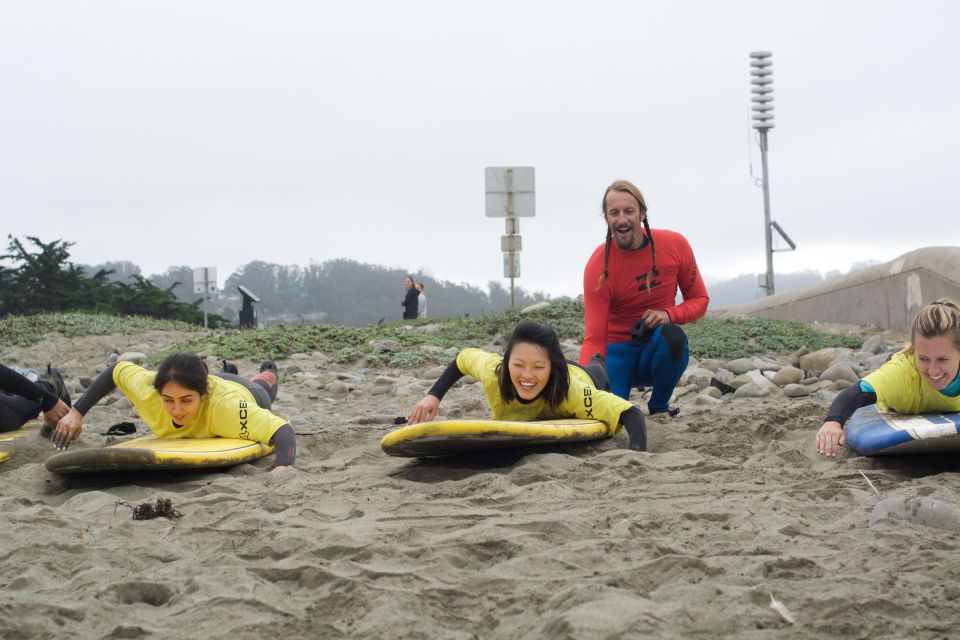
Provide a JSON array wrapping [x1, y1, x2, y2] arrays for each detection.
[[820, 362, 859, 384], [369, 340, 402, 354], [863, 352, 893, 373], [789, 347, 810, 368], [694, 394, 722, 406], [701, 386, 723, 400], [275, 391, 295, 403], [684, 368, 715, 389], [374, 376, 399, 386], [816, 389, 838, 403], [421, 366, 447, 380], [729, 374, 752, 390], [782, 383, 813, 398], [799, 348, 854, 373], [726, 358, 756, 375], [713, 368, 735, 385], [745, 370, 776, 388], [861, 334, 886, 355], [754, 358, 781, 372], [734, 382, 770, 398], [370, 385, 393, 396], [832, 380, 854, 391], [117, 351, 147, 364], [325, 380, 350, 394], [771, 366, 804, 387]]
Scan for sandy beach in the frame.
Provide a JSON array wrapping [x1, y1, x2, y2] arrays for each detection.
[[3, 326, 960, 639]]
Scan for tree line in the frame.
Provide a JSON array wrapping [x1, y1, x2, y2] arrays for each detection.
[[1, 236, 549, 327], [0, 236, 225, 326]]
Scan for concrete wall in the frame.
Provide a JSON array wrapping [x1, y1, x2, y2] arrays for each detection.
[[710, 246, 960, 330]]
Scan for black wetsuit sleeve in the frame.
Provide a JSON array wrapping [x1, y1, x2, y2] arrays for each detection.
[[0, 364, 59, 411], [824, 384, 877, 426], [272, 424, 296, 466], [620, 406, 647, 451], [73, 364, 119, 416], [427, 359, 466, 401]]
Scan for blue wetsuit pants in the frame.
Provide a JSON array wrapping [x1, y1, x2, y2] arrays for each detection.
[[605, 324, 689, 410]]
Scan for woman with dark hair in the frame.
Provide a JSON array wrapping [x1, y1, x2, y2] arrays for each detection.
[[407, 321, 648, 450], [402, 275, 419, 320], [51, 353, 296, 471]]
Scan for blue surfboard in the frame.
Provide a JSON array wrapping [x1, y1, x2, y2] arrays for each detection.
[[845, 406, 960, 455]]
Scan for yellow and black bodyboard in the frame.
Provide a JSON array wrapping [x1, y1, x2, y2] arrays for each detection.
[[45, 436, 274, 474], [381, 418, 611, 457]]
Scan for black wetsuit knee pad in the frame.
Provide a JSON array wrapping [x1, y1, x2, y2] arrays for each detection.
[[659, 324, 687, 362]]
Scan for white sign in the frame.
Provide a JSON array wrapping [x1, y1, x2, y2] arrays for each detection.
[[503, 252, 520, 278], [485, 166, 535, 217], [193, 266, 218, 295]]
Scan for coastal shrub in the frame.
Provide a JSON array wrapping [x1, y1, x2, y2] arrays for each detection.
[[0, 312, 200, 347], [2, 301, 864, 367]]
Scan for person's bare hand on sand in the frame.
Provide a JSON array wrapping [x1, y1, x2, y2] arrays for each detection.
[[52, 408, 84, 450], [407, 394, 440, 425], [815, 420, 845, 457], [42, 399, 71, 429]]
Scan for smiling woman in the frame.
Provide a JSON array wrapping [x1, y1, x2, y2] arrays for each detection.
[[815, 298, 960, 458], [51, 353, 296, 471], [406, 321, 649, 451]]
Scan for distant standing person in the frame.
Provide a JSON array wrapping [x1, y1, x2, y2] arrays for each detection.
[[579, 179, 709, 413], [416, 282, 427, 318], [402, 275, 419, 320]]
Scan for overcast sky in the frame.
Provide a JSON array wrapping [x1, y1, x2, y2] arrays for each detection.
[[2, 1, 957, 298]]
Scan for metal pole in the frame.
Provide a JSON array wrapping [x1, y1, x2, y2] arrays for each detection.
[[507, 169, 515, 309], [759, 130, 774, 295], [203, 267, 209, 329]]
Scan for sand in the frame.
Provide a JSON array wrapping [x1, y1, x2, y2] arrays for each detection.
[[2, 328, 960, 639]]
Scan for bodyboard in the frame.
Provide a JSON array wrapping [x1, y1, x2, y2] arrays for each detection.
[[845, 406, 960, 455], [45, 436, 274, 474], [0, 420, 45, 465], [381, 418, 611, 457]]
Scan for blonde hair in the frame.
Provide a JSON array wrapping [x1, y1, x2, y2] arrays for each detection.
[[904, 298, 960, 354], [596, 180, 655, 291]]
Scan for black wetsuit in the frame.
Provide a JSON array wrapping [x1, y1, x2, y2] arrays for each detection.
[[402, 288, 419, 320], [0, 364, 59, 432]]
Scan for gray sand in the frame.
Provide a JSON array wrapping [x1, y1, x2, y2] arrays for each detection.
[[2, 329, 959, 639]]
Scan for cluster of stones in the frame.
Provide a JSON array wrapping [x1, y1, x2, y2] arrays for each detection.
[[673, 334, 895, 408]]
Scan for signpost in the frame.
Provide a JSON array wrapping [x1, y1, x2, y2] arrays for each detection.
[[485, 166, 535, 308], [192, 266, 217, 329]]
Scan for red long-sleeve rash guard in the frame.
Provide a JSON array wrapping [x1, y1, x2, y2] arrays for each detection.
[[579, 228, 709, 365]]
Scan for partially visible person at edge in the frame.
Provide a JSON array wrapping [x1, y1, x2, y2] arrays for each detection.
[[0, 364, 71, 433], [407, 321, 647, 451], [416, 282, 427, 318], [815, 298, 960, 458], [579, 179, 709, 414], [52, 353, 296, 472], [402, 275, 419, 320]]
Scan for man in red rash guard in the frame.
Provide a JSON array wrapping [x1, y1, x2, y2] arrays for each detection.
[[579, 179, 709, 413]]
